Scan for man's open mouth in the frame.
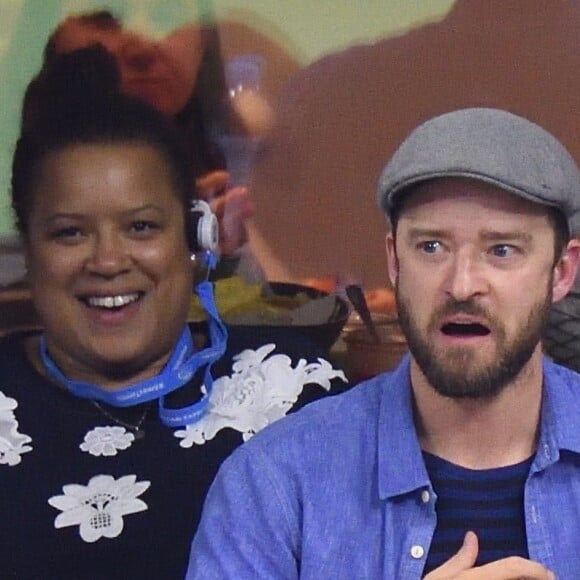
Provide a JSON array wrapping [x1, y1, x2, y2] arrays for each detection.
[[441, 322, 490, 337]]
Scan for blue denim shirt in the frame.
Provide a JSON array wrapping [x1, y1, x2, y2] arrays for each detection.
[[187, 356, 580, 579]]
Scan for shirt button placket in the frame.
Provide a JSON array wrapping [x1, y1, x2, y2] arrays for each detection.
[[408, 490, 430, 565]]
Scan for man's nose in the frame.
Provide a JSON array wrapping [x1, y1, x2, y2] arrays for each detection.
[[445, 251, 488, 301]]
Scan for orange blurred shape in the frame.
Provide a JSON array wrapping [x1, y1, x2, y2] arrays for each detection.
[[301, 277, 336, 294], [364, 288, 397, 314], [300, 279, 396, 315]]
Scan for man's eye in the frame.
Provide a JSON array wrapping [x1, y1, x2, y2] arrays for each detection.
[[491, 244, 515, 258], [420, 241, 441, 254]]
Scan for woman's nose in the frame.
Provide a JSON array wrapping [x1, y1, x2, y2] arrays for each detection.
[[86, 233, 130, 277]]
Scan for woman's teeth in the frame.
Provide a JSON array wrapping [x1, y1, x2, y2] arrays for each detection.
[[86, 293, 140, 309]]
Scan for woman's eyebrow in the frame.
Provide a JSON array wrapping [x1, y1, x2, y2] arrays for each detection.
[[122, 203, 165, 215]]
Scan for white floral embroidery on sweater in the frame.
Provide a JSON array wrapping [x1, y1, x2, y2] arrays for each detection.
[[80, 426, 135, 457], [174, 344, 347, 447], [48, 474, 150, 543], [0, 390, 32, 466]]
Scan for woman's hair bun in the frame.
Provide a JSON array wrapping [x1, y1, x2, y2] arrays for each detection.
[[21, 45, 122, 131]]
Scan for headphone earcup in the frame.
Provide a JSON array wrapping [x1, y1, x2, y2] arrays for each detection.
[[188, 200, 219, 254]]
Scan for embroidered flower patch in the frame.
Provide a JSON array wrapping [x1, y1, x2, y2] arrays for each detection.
[[0, 390, 32, 466], [80, 426, 135, 457], [48, 474, 150, 543], [174, 344, 346, 446]]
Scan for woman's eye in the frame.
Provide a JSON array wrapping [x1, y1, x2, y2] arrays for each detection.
[[52, 226, 83, 240], [130, 220, 159, 234]]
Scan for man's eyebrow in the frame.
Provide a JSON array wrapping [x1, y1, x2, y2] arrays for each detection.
[[403, 228, 535, 244], [405, 227, 448, 240], [480, 231, 534, 244]]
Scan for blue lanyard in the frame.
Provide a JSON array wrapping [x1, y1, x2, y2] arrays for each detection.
[[39, 279, 228, 428]]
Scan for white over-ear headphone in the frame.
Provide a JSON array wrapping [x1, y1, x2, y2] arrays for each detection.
[[188, 199, 219, 254]]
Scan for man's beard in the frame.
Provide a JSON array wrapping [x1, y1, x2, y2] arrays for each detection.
[[396, 281, 552, 399]]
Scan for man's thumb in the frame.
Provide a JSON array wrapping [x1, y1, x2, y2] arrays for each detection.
[[423, 531, 479, 579]]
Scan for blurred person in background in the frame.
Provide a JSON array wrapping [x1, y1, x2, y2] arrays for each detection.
[[25, 9, 278, 278]]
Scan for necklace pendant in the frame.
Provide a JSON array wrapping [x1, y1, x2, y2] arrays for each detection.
[[89, 400, 151, 445]]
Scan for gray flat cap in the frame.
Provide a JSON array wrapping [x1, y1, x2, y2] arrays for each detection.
[[377, 108, 580, 235]]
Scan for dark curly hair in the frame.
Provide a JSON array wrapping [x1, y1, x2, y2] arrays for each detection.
[[12, 48, 192, 237]]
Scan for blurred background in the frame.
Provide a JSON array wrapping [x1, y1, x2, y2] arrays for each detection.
[[0, 0, 454, 285]]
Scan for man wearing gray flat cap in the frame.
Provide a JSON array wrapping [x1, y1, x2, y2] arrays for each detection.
[[187, 108, 580, 579]]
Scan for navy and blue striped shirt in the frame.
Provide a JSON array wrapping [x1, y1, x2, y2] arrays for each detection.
[[423, 452, 533, 573]]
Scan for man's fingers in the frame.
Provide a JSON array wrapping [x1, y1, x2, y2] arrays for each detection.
[[423, 531, 555, 580], [423, 531, 479, 579], [481, 557, 555, 580]]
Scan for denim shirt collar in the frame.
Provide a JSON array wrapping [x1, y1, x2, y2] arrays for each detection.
[[533, 358, 580, 470], [377, 354, 430, 499], [377, 355, 580, 498]]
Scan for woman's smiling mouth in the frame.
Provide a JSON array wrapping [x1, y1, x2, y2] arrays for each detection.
[[82, 293, 143, 309]]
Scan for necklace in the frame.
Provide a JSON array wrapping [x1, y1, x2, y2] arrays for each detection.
[[91, 400, 151, 441]]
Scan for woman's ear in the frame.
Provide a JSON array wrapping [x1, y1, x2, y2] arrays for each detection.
[[22, 237, 32, 272], [552, 238, 580, 303], [385, 232, 398, 288]]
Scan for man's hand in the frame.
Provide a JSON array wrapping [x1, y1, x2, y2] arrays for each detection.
[[195, 171, 255, 256], [423, 531, 555, 580]]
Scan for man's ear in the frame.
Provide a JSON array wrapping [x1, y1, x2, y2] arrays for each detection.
[[552, 238, 580, 303], [385, 232, 398, 287]]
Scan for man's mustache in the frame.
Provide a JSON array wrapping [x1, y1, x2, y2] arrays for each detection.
[[434, 299, 491, 321]]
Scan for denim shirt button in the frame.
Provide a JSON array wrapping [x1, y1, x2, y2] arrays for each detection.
[[420, 490, 430, 504], [410, 545, 425, 559]]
